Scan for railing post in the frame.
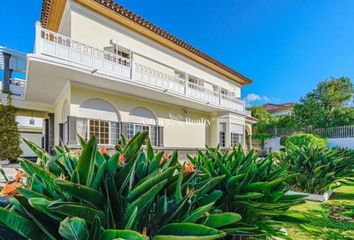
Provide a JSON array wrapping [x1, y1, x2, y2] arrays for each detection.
[[184, 73, 188, 96], [130, 58, 134, 80], [35, 21, 42, 54]]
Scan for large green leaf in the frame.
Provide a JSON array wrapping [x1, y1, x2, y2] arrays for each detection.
[[28, 198, 64, 222], [183, 202, 214, 223], [127, 166, 176, 202], [0, 208, 49, 240], [15, 196, 59, 240], [124, 131, 149, 161], [59, 217, 88, 240], [88, 216, 102, 240], [76, 136, 97, 187], [54, 179, 105, 206], [201, 213, 242, 228], [22, 137, 52, 164], [20, 159, 56, 183], [101, 229, 148, 240], [153, 223, 226, 240], [124, 180, 167, 223], [148, 151, 164, 174], [125, 207, 138, 230], [48, 202, 105, 224]]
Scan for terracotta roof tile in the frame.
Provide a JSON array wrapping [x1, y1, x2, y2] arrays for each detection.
[[40, 0, 252, 84], [263, 103, 294, 111]]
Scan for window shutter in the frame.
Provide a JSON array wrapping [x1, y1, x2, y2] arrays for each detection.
[[59, 123, 64, 145], [68, 117, 77, 145], [158, 126, 164, 147], [121, 122, 128, 139]]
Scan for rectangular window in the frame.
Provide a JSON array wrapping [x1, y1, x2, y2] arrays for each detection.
[[126, 123, 158, 146], [174, 70, 185, 80], [219, 123, 226, 147], [231, 133, 243, 147], [230, 124, 244, 147], [76, 118, 119, 146], [188, 76, 203, 86]]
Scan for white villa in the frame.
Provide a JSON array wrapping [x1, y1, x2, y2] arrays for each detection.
[[0, 0, 256, 157]]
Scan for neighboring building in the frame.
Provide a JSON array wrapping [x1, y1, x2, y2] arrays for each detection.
[[262, 103, 294, 117], [343, 95, 354, 108], [1, 0, 255, 156]]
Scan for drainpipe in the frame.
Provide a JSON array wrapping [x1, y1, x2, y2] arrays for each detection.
[[2, 52, 11, 93]]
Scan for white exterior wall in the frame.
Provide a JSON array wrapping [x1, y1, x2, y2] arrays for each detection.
[[67, 1, 242, 97], [265, 137, 283, 151]]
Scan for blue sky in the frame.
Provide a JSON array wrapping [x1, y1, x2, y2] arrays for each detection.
[[1, 0, 354, 106]]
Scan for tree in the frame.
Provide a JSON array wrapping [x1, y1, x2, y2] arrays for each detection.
[[293, 77, 354, 129], [0, 93, 22, 161], [249, 106, 275, 150]]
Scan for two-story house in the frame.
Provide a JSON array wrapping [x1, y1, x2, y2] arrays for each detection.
[[1, 0, 256, 156]]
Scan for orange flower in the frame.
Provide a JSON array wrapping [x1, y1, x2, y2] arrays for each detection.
[[15, 171, 26, 181], [119, 154, 126, 164], [59, 173, 66, 180], [141, 227, 147, 236], [184, 162, 195, 174], [99, 147, 107, 154], [0, 182, 22, 197], [160, 151, 170, 165]]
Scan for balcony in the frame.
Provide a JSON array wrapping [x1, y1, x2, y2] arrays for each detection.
[[0, 79, 26, 97], [35, 25, 246, 114]]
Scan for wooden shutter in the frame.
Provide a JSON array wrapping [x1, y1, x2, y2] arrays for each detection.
[[158, 126, 164, 147]]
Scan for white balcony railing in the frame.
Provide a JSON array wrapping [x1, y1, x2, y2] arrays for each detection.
[[35, 24, 246, 114], [134, 63, 185, 95], [10, 78, 26, 96], [37, 26, 131, 79]]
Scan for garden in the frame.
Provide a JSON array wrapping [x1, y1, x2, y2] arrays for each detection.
[[0, 130, 353, 240]]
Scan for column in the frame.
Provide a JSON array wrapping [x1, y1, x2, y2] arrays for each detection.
[[2, 52, 11, 93]]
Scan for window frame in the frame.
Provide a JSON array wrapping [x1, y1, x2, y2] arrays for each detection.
[[127, 122, 158, 146], [77, 118, 120, 146]]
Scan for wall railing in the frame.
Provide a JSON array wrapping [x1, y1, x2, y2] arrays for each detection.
[[37, 25, 131, 79]]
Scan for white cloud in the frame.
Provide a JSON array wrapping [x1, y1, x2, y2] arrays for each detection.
[[244, 93, 278, 107], [245, 93, 269, 102]]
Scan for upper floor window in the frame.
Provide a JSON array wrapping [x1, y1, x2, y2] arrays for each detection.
[[174, 70, 185, 80], [104, 44, 130, 59], [188, 76, 203, 86]]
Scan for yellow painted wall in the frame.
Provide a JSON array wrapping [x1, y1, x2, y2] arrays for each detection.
[[53, 82, 71, 145], [70, 85, 211, 148]]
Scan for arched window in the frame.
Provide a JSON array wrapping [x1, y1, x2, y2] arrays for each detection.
[[74, 99, 120, 145], [128, 107, 158, 146]]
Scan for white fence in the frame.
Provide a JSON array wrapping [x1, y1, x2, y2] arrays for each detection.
[[267, 125, 354, 150], [272, 125, 354, 139]]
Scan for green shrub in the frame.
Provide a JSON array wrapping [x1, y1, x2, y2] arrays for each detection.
[[0, 132, 243, 240], [284, 133, 327, 149], [280, 144, 354, 194], [189, 145, 305, 239], [0, 94, 22, 162]]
